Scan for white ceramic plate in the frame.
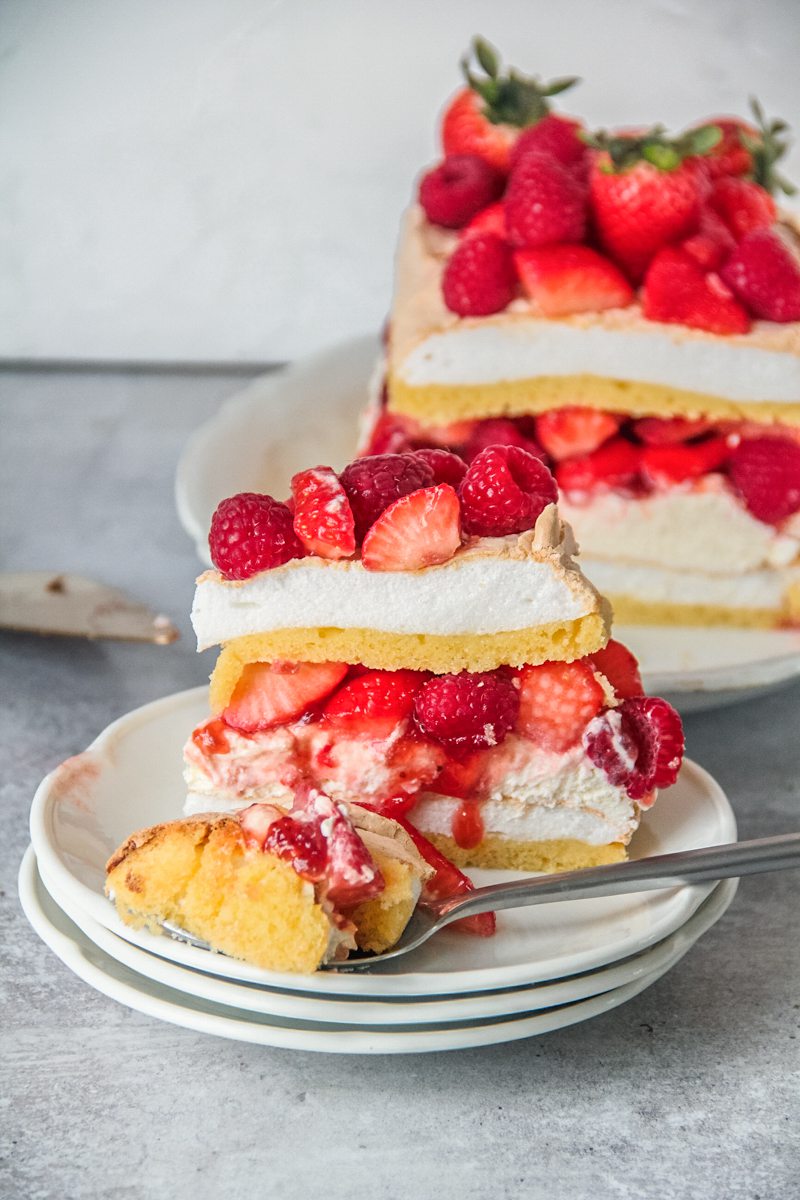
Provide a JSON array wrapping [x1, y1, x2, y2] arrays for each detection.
[[174, 333, 800, 710], [36, 849, 737, 1027], [20, 849, 733, 1054], [30, 686, 736, 998]]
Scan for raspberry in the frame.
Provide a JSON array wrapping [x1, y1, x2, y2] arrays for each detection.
[[418, 154, 505, 229], [413, 671, 519, 754], [340, 453, 435, 542], [464, 418, 544, 463], [728, 437, 800, 524], [504, 152, 587, 248], [458, 445, 558, 536], [411, 448, 468, 488], [208, 493, 305, 580], [585, 697, 684, 801], [510, 114, 588, 174], [720, 227, 800, 323], [442, 233, 517, 316]]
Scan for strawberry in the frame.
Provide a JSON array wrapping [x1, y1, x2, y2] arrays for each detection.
[[362, 411, 416, 456], [361, 484, 462, 571], [460, 201, 507, 240], [720, 226, 800, 323], [555, 437, 641, 496], [691, 116, 756, 179], [680, 207, 736, 271], [428, 747, 492, 800], [322, 670, 426, 738], [441, 233, 517, 316], [297, 796, 385, 907], [535, 407, 621, 461], [588, 640, 643, 700], [514, 244, 633, 315], [222, 661, 348, 733], [441, 38, 580, 174], [708, 176, 776, 241], [463, 417, 544, 462], [504, 154, 587, 248], [510, 113, 588, 175], [728, 437, 800, 524], [239, 802, 285, 851], [516, 661, 605, 752], [694, 100, 795, 195], [391, 816, 496, 937], [586, 125, 720, 281], [418, 154, 505, 229], [632, 416, 717, 445], [642, 246, 751, 335], [640, 437, 731, 487], [290, 466, 356, 560]]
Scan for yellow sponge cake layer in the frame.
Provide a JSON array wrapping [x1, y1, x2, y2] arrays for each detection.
[[424, 832, 627, 873], [207, 609, 610, 712]]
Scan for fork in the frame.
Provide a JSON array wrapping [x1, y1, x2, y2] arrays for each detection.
[[158, 832, 800, 971]]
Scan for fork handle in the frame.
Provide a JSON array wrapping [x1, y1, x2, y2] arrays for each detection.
[[433, 833, 800, 925]]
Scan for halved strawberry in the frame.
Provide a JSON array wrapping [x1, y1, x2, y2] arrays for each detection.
[[222, 661, 349, 732], [429, 747, 492, 799], [322, 670, 427, 738], [640, 437, 731, 487], [555, 437, 642, 496], [291, 467, 356, 560], [708, 176, 777, 241], [514, 244, 634, 316], [391, 815, 496, 937], [535, 407, 621, 462], [680, 206, 736, 271], [460, 201, 507, 240], [516, 661, 605, 752], [361, 484, 462, 571], [588, 640, 643, 700], [632, 416, 717, 445], [239, 802, 285, 851], [642, 246, 751, 335]]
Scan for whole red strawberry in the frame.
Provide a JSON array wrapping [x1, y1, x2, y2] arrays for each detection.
[[505, 153, 587, 248], [414, 670, 519, 753], [691, 116, 755, 179], [209, 493, 305, 580], [510, 113, 588, 175], [720, 227, 800, 322], [642, 246, 751, 335], [728, 437, 800, 524], [442, 233, 517, 316], [340, 454, 435, 541], [418, 154, 505, 229], [459, 444, 558, 535], [708, 176, 776, 241]]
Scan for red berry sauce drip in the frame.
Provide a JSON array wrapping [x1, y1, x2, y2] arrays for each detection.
[[264, 816, 328, 881], [192, 718, 232, 756], [452, 801, 485, 850]]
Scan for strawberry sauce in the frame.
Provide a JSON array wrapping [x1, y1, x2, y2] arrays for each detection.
[[452, 800, 485, 850], [192, 718, 231, 755]]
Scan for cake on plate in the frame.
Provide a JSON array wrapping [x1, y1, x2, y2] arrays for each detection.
[[183, 448, 684, 878], [106, 795, 432, 972], [365, 38, 800, 628]]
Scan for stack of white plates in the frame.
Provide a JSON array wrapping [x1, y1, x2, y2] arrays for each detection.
[[23, 688, 738, 1054]]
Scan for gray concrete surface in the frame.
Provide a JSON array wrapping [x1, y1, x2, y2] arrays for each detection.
[[1, 371, 798, 1200]]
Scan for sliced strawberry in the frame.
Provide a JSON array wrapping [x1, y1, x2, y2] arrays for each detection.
[[464, 418, 545, 463], [555, 437, 642, 497], [222, 661, 349, 732], [322, 670, 428, 738], [362, 412, 417, 456], [680, 207, 736, 271], [632, 416, 717, 445], [366, 793, 421, 820], [429, 747, 492, 799], [264, 813, 329, 880], [535, 407, 621, 462], [290, 466, 356, 559], [642, 246, 751, 335], [460, 201, 507, 240], [239, 802, 285, 851], [361, 484, 462, 571], [720, 226, 800, 323], [392, 816, 496, 937], [514, 244, 634, 316], [322, 802, 386, 907], [588, 640, 643, 700], [728, 437, 800, 524], [708, 176, 776, 241], [516, 661, 605, 752], [640, 437, 731, 487]]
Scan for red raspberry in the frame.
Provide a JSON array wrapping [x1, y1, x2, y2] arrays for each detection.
[[720, 227, 800, 323], [708, 176, 776, 241], [585, 697, 684, 801], [413, 671, 519, 754], [504, 152, 587, 248], [340, 453, 435, 542], [728, 437, 800, 525], [510, 114, 588, 174], [458, 445, 558, 536], [464, 418, 544, 463], [442, 233, 517, 316], [418, 154, 505, 229], [411, 448, 467, 488], [208, 493, 304, 580]]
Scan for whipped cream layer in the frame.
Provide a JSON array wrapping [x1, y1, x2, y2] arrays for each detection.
[[560, 479, 800, 575], [192, 517, 600, 651], [585, 557, 800, 612], [390, 208, 800, 404]]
